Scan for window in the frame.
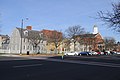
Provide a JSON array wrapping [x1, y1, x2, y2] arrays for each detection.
[[24, 38, 25, 42], [24, 30, 28, 36], [24, 46, 25, 50], [27, 46, 29, 49]]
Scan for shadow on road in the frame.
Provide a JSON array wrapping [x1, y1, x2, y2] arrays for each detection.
[[48, 55, 120, 64]]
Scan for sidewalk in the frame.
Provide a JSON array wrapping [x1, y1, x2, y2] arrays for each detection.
[[0, 54, 20, 57], [0, 53, 60, 58]]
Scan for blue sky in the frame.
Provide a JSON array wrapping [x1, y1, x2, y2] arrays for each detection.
[[0, 0, 120, 41]]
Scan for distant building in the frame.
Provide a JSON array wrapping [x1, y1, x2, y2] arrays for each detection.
[[113, 42, 120, 52], [40, 29, 63, 53], [0, 34, 10, 49], [70, 25, 104, 52], [9, 26, 46, 54], [75, 33, 104, 51], [40, 29, 62, 40]]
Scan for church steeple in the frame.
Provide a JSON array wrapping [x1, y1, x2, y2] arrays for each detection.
[[93, 25, 98, 34]]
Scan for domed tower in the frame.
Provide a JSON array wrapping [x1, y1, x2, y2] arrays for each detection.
[[93, 25, 98, 34]]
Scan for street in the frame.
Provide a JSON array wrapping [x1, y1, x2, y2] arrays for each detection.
[[0, 55, 120, 80]]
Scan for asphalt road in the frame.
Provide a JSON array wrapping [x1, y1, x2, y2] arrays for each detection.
[[50, 55, 120, 64], [0, 56, 120, 80]]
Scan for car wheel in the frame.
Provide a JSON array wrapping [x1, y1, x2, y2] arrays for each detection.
[[74, 54, 77, 56], [66, 54, 68, 56]]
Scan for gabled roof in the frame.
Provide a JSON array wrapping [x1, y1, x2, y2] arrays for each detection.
[[0, 34, 9, 38], [16, 27, 42, 39], [75, 33, 98, 38], [0, 34, 10, 44]]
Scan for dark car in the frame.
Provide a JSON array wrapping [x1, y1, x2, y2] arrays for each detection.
[[78, 52, 92, 56]]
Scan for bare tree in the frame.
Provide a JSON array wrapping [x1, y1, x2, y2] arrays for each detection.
[[25, 31, 43, 54], [65, 25, 85, 51], [42, 30, 63, 53], [104, 37, 116, 50], [63, 39, 71, 51], [66, 25, 85, 38], [50, 30, 63, 53], [98, 2, 120, 32], [50, 30, 62, 49]]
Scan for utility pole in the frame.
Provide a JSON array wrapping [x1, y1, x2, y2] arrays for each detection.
[[20, 19, 23, 55]]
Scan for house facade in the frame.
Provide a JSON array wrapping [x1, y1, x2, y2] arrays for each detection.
[[9, 26, 46, 54]]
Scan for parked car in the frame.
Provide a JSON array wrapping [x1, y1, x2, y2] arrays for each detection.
[[104, 51, 116, 55], [90, 51, 98, 55], [117, 52, 120, 54], [64, 52, 78, 56], [96, 51, 101, 55], [105, 51, 111, 55], [78, 52, 92, 56]]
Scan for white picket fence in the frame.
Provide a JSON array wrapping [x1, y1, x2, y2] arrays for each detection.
[[0, 49, 10, 54], [0, 49, 64, 54]]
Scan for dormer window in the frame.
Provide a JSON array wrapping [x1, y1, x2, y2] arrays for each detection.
[[39, 33, 43, 38], [24, 30, 28, 36]]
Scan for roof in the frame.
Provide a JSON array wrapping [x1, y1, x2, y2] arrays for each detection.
[[0, 34, 10, 44], [75, 33, 98, 38], [16, 27, 42, 39], [0, 34, 9, 38]]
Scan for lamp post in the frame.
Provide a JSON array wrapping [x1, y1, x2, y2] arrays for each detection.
[[20, 18, 29, 54], [20, 19, 23, 55]]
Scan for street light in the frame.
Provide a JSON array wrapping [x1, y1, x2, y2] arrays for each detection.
[[20, 18, 28, 54], [20, 19, 23, 55]]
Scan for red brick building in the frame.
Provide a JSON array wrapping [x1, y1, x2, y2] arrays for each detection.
[[75, 33, 104, 51], [74, 25, 104, 52], [40, 29, 62, 41], [40, 29, 63, 52]]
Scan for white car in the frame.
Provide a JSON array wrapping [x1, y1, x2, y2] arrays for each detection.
[[117, 52, 120, 54], [90, 51, 98, 55], [64, 52, 78, 56]]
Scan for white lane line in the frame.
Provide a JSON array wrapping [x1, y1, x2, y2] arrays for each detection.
[[13, 64, 42, 68]]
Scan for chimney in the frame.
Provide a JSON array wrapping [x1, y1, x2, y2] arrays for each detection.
[[26, 26, 32, 30]]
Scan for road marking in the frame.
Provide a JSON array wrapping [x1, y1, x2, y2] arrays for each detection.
[[13, 64, 42, 68]]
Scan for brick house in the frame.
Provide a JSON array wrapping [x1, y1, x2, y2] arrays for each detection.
[[75, 33, 104, 51], [70, 25, 104, 52], [40, 29, 63, 53]]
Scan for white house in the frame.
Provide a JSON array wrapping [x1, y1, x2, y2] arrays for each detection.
[[9, 26, 47, 54]]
